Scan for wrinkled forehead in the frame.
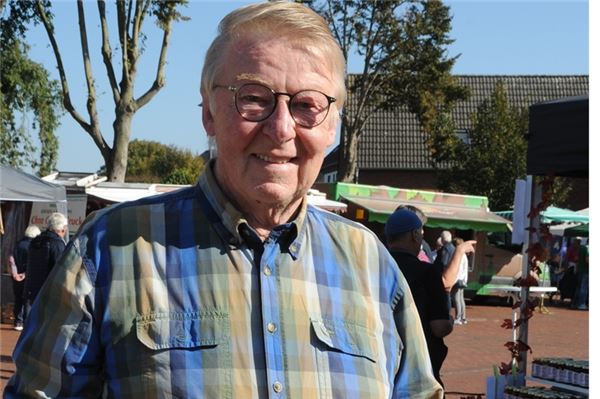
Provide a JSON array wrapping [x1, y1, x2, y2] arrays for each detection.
[[226, 35, 340, 89]]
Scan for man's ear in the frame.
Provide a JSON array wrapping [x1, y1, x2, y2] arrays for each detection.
[[201, 95, 216, 137], [412, 230, 421, 244]]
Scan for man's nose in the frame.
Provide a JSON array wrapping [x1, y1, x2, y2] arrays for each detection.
[[263, 97, 296, 144]]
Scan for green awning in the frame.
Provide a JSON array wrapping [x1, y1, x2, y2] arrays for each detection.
[[331, 183, 510, 232]]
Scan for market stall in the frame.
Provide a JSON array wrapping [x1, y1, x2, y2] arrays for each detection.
[[504, 95, 589, 398], [0, 165, 68, 319]]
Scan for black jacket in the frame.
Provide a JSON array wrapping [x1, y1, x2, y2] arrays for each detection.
[[13, 237, 33, 274], [390, 249, 450, 386], [24, 230, 66, 301]]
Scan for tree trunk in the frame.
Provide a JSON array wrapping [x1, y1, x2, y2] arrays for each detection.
[[337, 124, 359, 183], [108, 111, 134, 182]]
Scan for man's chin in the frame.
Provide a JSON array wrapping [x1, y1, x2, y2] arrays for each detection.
[[252, 184, 303, 207]]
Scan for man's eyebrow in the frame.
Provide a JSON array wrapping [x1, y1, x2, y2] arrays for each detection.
[[235, 73, 270, 86]]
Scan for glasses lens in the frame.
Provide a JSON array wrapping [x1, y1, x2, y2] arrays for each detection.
[[235, 84, 274, 121], [290, 90, 331, 127]]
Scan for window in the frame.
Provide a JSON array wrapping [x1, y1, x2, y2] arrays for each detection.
[[324, 171, 337, 183], [455, 129, 470, 144]]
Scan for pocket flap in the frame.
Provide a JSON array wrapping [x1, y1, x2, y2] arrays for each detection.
[[136, 310, 228, 350], [310, 317, 377, 362]]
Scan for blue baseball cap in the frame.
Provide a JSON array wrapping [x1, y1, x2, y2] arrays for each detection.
[[384, 208, 422, 237]]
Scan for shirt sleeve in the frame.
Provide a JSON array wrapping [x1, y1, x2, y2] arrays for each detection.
[[4, 237, 103, 397], [392, 274, 444, 399]]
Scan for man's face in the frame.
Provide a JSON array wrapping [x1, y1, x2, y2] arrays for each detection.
[[202, 37, 338, 213]]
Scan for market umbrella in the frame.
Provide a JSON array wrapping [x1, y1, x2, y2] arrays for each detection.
[[563, 223, 589, 238], [495, 206, 588, 224], [540, 206, 589, 223]]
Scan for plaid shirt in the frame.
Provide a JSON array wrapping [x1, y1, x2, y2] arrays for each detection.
[[6, 165, 442, 398]]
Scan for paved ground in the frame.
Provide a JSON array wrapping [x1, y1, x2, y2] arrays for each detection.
[[442, 300, 589, 397], [0, 300, 589, 397]]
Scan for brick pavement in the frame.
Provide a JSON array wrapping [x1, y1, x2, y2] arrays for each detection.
[[442, 300, 589, 398], [0, 301, 589, 396]]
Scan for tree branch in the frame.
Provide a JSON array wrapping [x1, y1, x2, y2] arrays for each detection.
[[97, 0, 120, 103], [76, 0, 109, 155], [129, 0, 145, 79], [35, 0, 90, 131], [136, 19, 171, 108], [117, 0, 130, 86]]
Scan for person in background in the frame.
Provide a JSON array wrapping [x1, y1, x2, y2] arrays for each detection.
[[566, 238, 580, 271], [436, 231, 476, 294], [451, 237, 469, 325], [394, 204, 434, 263], [7, 225, 41, 331], [6, 3, 442, 397], [421, 237, 436, 263], [23, 212, 68, 318], [385, 208, 453, 388], [572, 240, 589, 310], [432, 237, 443, 262], [435, 231, 455, 277]]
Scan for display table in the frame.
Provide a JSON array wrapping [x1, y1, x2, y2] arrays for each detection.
[[485, 285, 558, 301], [527, 376, 588, 397]]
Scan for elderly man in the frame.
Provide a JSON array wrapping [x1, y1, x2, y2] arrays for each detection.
[[23, 213, 68, 315], [6, 2, 441, 398]]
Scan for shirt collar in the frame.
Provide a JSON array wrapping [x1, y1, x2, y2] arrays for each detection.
[[197, 159, 306, 256]]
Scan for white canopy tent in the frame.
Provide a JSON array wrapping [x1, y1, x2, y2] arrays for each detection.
[[0, 165, 67, 205], [1, 165, 68, 310], [0, 165, 68, 233]]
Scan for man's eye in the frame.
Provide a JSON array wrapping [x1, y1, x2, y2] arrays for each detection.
[[240, 94, 270, 106], [293, 100, 324, 113]]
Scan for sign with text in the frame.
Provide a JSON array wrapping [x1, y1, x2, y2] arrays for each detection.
[[30, 195, 87, 234]]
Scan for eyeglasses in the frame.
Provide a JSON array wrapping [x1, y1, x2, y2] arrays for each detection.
[[213, 83, 336, 128]]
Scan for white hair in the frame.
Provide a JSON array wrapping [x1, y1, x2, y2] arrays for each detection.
[[24, 225, 41, 238], [441, 230, 452, 244], [46, 212, 68, 232]]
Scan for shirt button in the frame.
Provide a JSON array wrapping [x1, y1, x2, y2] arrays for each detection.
[[263, 266, 272, 276], [267, 322, 277, 333], [273, 381, 283, 393]]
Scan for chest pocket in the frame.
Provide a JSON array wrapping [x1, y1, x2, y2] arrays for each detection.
[[135, 311, 232, 398], [310, 318, 390, 399], [310, 317, 377, 362], [310, 317, 390, 397]]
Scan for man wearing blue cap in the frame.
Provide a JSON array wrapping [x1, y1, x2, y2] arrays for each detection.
[[385, 208, 453, 387]]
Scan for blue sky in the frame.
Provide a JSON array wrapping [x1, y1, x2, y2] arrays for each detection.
[[21, 0, 589, 173]]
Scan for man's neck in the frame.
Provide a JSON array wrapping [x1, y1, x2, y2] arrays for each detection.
[[388, 244, 419, 257]]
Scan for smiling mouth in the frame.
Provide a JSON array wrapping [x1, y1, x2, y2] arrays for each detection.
[[254, 154, 293, 164]]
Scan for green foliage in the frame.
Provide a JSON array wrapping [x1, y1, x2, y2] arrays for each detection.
[[431, 81, 573, 209], [536, 176, 572, 209], [435, 81, 529, 210], [307, 0, 468, 182], [126, 139, 204, 184], [0, 1, 61, 176], [9, 0, 189, 182]]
